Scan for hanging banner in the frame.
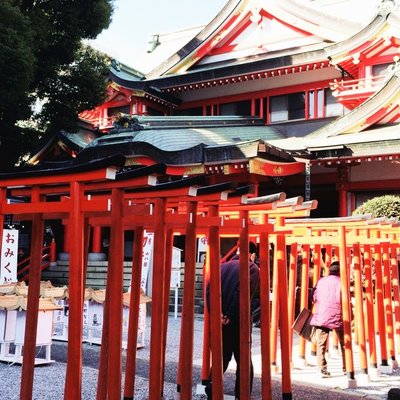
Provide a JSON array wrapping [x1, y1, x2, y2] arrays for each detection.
[[141, 231, 154, 291], [197, 236, 208, 263], [0, 229, 19, 284]]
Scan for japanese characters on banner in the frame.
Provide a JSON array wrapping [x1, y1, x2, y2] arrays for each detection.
[[170, 247, 182, 289], [140, 231, 153, 293], [0, 229, 19, 284], [197, 236, 208, 263]]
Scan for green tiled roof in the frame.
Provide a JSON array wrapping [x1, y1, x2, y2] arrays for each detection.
[[88, 125, 285, 152]]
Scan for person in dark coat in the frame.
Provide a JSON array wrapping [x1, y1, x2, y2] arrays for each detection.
[[205, 242, 260, 399], [310, 261, 345, 377]]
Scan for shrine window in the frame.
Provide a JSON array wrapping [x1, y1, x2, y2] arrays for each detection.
[[372, 62, 392, 77], [108, 105, 130, 117], [175, 107, 203, 116], [146, 106, 165, 116], [270, 92, 305, 122], [219, 100, 251, 116], [268, 88, 341, 123], [325, 89, 343, 117]]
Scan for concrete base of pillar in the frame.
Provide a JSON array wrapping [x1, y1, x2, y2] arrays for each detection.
[[271, 364, 280, 374], [195, 384, 206, 395], [379, 364, 393, 374], [58, 252, 69, 261], [293, 358, 308, 369], [369, 367, 381, 380], [391, 360, 399, 369], [88, 252, 107, 261], [346, 378, 357, 389], [357, 373, 371, 386], [57, 252, 107, 262]]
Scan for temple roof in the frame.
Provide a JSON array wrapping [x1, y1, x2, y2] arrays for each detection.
[[145, 0, 379, 79], [25, 116, 306, 178], [269, 122, 400, 162], [75, 116, 298, 169], [108, 1, 383, 92]]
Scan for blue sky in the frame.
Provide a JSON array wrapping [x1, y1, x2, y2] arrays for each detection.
[[89, 0, 227, 72]]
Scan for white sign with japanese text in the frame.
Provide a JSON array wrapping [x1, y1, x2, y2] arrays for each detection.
[[0, 229, 18, 284], [197, 236, 208, 263], [140, 231, 153, 292]]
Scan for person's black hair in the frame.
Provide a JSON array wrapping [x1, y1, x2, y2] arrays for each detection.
[[249, 241, 257, 255], [329, 261, 340, 275]]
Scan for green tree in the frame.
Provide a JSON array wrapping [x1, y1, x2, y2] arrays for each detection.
[[353, 195, 400, 219], [0, 0, 113, 169]]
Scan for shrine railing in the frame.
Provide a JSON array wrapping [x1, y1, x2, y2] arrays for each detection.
[[330, 74, 389, 97], [17, 240, 56, 282]]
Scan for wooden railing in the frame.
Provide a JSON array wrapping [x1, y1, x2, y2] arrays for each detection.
[[330, 74, 389, 97], [17, 240, 57, 282], [79, 113, 117, 130]]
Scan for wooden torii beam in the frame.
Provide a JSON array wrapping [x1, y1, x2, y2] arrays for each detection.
[[0, 156, 319, 400], [277, 215, 400, 385]]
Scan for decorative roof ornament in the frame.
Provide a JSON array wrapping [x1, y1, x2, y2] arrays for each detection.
[[380, 0, 399, 13], [147, 34, 161, 53], [110, 59, 121, 72], [112, 113, 143, 133]]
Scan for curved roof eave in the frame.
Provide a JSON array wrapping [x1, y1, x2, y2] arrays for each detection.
[[145, 0, 372, 80], [324, 11, 389, 64], [145, 0, 244, 79], [270, 122, 400, 152], [111, 47, 328, 91], [277, 0, 367, 41], [109, 70, 182, 107]]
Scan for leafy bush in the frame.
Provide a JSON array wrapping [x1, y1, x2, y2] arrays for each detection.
[[353, 195, 400, 218]]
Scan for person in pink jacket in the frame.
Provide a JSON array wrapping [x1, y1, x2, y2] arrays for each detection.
[[310, 261, 345, 377]]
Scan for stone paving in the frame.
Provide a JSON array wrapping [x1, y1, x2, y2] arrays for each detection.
[[0, 313, 398, 399]]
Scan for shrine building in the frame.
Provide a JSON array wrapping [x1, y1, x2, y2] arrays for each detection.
[[22, 0, 400, 266]]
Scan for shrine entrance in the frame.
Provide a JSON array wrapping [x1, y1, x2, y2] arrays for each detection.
[[0, 156, 399, 400]]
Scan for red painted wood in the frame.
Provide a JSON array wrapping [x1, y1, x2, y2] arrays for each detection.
[[124, 226, 144, 399], [149, 198, 167, 399], [201, 243, 211, 383], [339, 226, 355, 376], [63, 223, 70, 253], [65, 181, 85, 399], [349, 179, 400, 191], [287, 242, 298, 362], [373, 243, 389, 365], [96, 278, 110, 400], [208, 18, 251, 56], [107, 189, 124, 399], [276, 234, 292, 397], [382, 243, 396, 361], [338, 188, 348, 217], [162, 229, 174, 390], [298, 244, 310, 359], [180, 202, 198, 399], [259, 217, 272, 400], [310, 243, 321, 356], [352, 243, 368, 372], [269, 245, 279, 367], [363, 244, 377, 367], [10, 175, 155, 197], [239, 210, 251, 399], [193, 10, 244, 59], [92, 226, 102, 253], [208, 204, 224, 399], [180, 79, 333, 110], [390, 245, 400, 355], [0, 168, 117, 187], [20, 210, 44, 400]]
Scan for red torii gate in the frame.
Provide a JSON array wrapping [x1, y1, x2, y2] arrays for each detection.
[[0, 156, 315, 400]]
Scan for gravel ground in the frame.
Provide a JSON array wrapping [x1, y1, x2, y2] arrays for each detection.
[[0, 314, 398, 399]]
